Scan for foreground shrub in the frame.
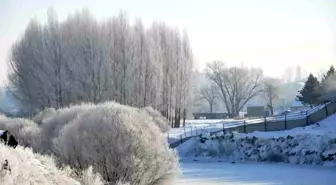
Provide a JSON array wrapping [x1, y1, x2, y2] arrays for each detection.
[[0, 144, 80, 185], [53, 102, 180, 185], [39, 103, 94, 153], [32, 107, 57, 125], [0, 116, 41, 151], [141, 106, 170, 133]]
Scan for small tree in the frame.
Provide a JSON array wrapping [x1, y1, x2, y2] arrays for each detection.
[[199, 83, 219, 113], [262, 78, 281, 115], [296, 74, 321, 107]]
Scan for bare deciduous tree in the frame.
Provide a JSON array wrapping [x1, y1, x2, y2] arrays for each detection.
[[199, 84, 219, 113], [262, 77, 281, 115], [206, 61, 263, 117]]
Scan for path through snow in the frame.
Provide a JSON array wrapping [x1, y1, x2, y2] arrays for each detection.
[[175, 162, 336, 185]]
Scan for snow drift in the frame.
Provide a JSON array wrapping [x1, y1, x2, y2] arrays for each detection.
[[177, 114, 336, 167]]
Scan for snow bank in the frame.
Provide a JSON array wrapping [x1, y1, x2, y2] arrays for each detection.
[[177, 133, 336, 167], [245, 113, 336, 138]]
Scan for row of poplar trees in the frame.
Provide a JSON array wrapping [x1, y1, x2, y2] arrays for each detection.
[[8, 9, 194, 127]]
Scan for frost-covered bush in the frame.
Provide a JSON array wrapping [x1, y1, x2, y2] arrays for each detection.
[[53, 102, 180, 185], [39, 103, 94, 153], [141, 106, 170, 133], [0, 143, 80, 185], [0, 116, 41, 150], [33, 107, 56, 125]]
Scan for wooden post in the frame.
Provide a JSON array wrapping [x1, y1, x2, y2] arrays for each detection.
[[264, 117, 267, 131], [325, 102, 329, 117], [180, 135, 183, 144], [244, 120, 246, 133], [190, 127, 193, 136], [183, 109, 186, 127], [223, 123, 226, 135], [285, 113, 287, 129]]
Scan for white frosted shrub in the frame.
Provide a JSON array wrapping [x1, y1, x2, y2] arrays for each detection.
[[53, 102, 180, 185], [141, 106, 170, 133], [0, 117, 41, 150], [0, 144, 80, 185], [39, 103, 94, 153], [33, 107, 56, 125]]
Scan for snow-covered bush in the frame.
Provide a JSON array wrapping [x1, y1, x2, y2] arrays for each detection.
[[33, 107, 56, 125], [39, 103, 94, 153], [0, 143, 80, 185], [141, 106, 170, 133], [0, 116, 41, 150], [53, 102, 180, 185]]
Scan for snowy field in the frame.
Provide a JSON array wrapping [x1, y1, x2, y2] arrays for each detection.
[[175, 162, 336, 185], [168, 119, 242, 143]]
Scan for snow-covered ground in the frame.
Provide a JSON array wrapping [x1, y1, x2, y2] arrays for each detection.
[[168, 119, 241, 143], [244, 113, 336, 138], [175, 162, 336, 185], [176, 113, 336, 166], [168, 104, 329, 144]]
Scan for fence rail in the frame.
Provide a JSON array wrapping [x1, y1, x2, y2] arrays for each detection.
[[169, 98, 336, 148]]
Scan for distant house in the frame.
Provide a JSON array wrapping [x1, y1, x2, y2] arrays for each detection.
[[192, 113, 229, 119], [290, 100, 310, 112], [246, 103, 271, 117], [246, 105, 266, 117]]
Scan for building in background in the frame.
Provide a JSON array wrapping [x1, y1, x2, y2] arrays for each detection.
[[290, 100, 310, 112], [246, 104, 268, 117]]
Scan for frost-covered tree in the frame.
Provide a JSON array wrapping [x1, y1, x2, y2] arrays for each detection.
[[8, 9, 194, 124], [262, 78, 281, 115], [206, 61, 263, 117], [199, 83, 219, 113]]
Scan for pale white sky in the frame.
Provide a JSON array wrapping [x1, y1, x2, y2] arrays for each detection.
[[1, 0, 336, 85]]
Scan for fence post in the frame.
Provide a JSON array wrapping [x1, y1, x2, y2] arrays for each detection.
[[325, 102, 329, 117], [223, 123, 226, 135], [190, 127, 193, 136], [184, 126, 187, 137], [264, 117, 267, 131], [183, 108, 186, 127], [180, 135, 183, 144], [244, 120, 246, 133], [285, 113, 287, 129], [306, 111, 309, 125]]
